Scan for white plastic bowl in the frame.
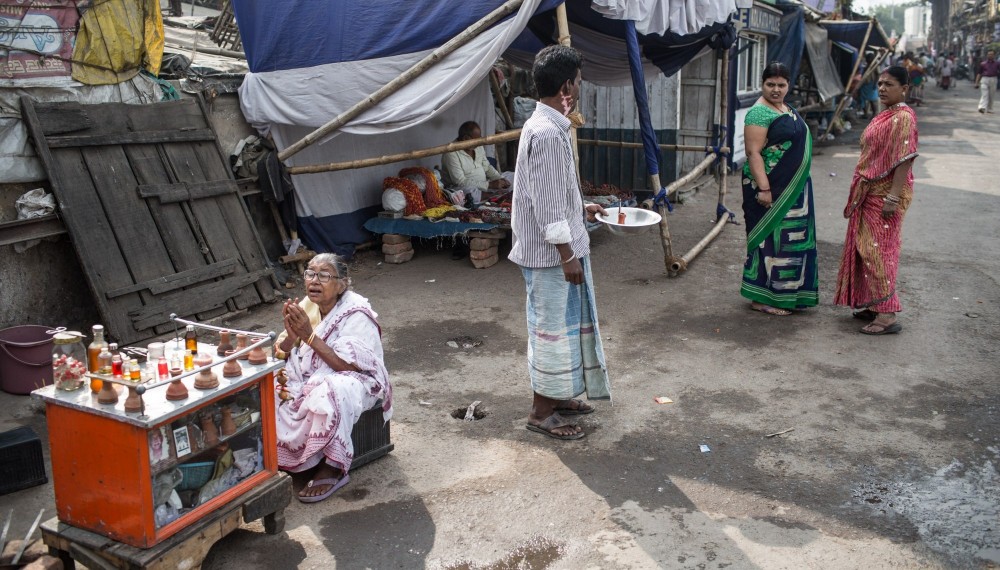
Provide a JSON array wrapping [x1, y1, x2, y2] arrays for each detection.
[[596, 206, 662, 236]]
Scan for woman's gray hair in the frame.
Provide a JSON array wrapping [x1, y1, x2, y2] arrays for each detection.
[[309, 253, 351, 287]]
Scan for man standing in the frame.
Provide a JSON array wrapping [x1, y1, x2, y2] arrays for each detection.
[[509, 45, 610, 440], [976, 50, 999, 113]]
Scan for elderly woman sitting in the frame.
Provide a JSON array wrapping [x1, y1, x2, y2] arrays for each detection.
[[274, 253, 392, 503]]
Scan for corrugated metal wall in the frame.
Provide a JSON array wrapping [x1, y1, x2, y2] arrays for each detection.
[[577, 74, 680, 191]]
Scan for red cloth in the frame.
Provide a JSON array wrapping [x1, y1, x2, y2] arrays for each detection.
[[835, 104, 918, 312]]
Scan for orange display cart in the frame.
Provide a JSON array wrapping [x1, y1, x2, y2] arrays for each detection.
[[32, 335, 288, 552]]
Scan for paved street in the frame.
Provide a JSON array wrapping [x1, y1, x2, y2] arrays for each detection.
[[2, 78, 997, 569]]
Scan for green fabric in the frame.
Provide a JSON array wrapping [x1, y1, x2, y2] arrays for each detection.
[[742, 104, 792, 181], [745, 133, 813, 250]]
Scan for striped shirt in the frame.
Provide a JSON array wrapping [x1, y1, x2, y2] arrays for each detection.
[[508, 102, 590, 268]]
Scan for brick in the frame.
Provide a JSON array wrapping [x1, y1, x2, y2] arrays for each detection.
[[471, 253, 499, 268], [468, 237, 498, 251], [384, 250, 415, 264], [469, 246, 498, 260], [467, 229, 506, 239], [381, 233, 410, 245], [381, 242, 413, 255], [24, 556, 64, 570]]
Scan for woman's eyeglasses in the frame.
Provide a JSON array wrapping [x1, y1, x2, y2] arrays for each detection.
[[303, 269, 338, 283]]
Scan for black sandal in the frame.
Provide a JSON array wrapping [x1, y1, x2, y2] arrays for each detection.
[[852, 309, 878, 321]]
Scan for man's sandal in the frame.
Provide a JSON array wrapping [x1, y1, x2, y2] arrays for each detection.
[[526, 413, 585, 440]]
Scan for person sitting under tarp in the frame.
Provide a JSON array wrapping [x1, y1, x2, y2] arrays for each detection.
[[440, 121, 511, 204]]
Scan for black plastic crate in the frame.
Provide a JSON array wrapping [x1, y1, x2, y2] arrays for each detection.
[[0, 426, 47, 495], [350, 401, 393, 471]]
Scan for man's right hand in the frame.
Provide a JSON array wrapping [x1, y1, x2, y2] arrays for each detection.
[[562, 258, 583, 284]]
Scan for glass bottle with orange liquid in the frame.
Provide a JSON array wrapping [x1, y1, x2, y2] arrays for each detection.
[[87, 324, 108, 393]]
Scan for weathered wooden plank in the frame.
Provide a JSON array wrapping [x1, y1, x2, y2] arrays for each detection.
[[137, 180, 239, 204], [46, 128, 217, 148], [130, 268, 272, 330], [161, 142, 262, 310], [31, 103, 93, 135], [105, 259, 238, 298], [193, 96, 277, 302], [124, 145, 208, 271], [23, 95, 143, 343], [30, 99, 208, 139], [125, 144, 231, 322], [82, 145, 182, 340], [0, 214, 66, 246]]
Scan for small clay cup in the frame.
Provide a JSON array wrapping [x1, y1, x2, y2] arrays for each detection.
[[220, 407, 236, 436], [222, 350, 242, 378], [235, 334, 249, 361], [124, 385, 143, 413], [216, 330, 233, 357], [166, 367, 189, 400], [193, 352, 218, 390], [247, 342, 267, 365], [201, 414, 219, 447], [97, 379, 119, 405]]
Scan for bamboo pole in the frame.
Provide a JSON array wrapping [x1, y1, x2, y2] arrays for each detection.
[[672, 216, 728, 272], [489, 70, 515, 130], [717, 49, 730, 211], [669, 49, 730, 274], [286, 130, 522, 175], [821, 21, 872, 140], [640, 154, 717, 209], [277, 0, 526, 162], [578, 139, 731, 154], [556, 3, 571, 46]]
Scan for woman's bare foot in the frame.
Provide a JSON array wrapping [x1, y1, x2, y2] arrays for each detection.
[[751, 302, 792, 316]]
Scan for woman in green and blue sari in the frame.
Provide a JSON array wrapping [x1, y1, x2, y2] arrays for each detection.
[[741, 62, 818, 316]]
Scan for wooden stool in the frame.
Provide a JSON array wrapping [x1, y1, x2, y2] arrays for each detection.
[[41, 472, 291, 570]]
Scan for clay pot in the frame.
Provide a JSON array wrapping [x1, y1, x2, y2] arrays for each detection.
[[220, 407, 236, 436], [235, 334, 249, 360], [166, 366, 189, 400], [201, 414, 219, 447], [124, 385, 143, 413], [222, 350, 242, 378], [247, 341, 267, 365], [193, 352, 218, 390], [216, 330, 233, 357], [97, 379, 119, 405]]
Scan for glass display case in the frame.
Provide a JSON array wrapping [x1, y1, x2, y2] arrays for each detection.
[[33, 334, 282, 549]]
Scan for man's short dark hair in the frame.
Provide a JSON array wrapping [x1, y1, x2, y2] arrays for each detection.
[[532, 45, 582, 98], [458, 121, 480, 140]]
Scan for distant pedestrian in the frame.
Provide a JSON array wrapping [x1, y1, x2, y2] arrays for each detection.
[[976, 50, 998, 113], [835, 67, 918, 335], [509, 45, 610, 440], [939, 55, 953, 90]]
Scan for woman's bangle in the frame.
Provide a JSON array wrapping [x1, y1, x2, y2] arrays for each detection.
[[306, 331, 316, 346], [561, 253, 576, 265], [885, 194, 900, 203], [757, 188, 771, 193]]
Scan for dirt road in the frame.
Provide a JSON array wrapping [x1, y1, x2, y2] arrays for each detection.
[[3, 80, 997, 569]]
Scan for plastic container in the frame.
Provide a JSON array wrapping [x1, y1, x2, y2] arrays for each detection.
[[0, 325, 54, 395]]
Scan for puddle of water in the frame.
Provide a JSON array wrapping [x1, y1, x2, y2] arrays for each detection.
[[854, 457, 1000, 566], [444, 537, 562, 570]]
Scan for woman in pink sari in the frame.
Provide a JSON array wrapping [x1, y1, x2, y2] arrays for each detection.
[[834, 66, 918, 335], [274, 253, 392, 502]]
